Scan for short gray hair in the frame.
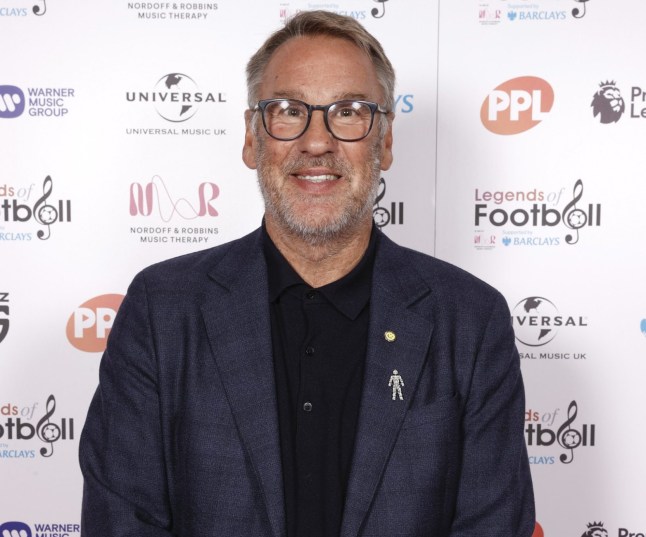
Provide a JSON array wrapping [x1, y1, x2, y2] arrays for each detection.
[[246, 10, 396, 111]]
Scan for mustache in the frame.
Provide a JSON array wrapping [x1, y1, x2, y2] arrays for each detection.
[[281, 155, 352, 176]]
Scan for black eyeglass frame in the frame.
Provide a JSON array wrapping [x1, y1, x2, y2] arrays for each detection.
[[253, 98, 390, 142]]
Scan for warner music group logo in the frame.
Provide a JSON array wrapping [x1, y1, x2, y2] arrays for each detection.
[[0, 85, 75, 118], [513, 296, 588, 353], [525, 400, 596, 465], [473, 179, 601, 250], [126, 1, 218, 20], [0, 521, 80, 537], [0, 176, 72, 240], [129, 175, 220, 244], [125, 73, 227, 135], [481, 76, 554, 135], [591, 80, 646, 124], [0, 395, 75, 459]]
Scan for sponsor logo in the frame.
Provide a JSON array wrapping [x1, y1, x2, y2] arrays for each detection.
[[129, 175, 220, 244], [126, 2, 218, 20], [473, 179, 601, 249], [394, 94, 414, 114], [578, 521, 646, 537], [641, 319, 646, 338], [0, 395, 75, 458], [0, 521, 80, 537], [373, 177, 404, 228], [505, 9, 567, 22], [0, 0, 47, 17], [479, 5, 502, 25], [0, 86, 25, 118], [481, 76, 554, 134], [525, 400, 596, 464], [512, 296, 588, 349], [279, 3, 367, 21], [591, 80, 646, 123], [0, 85, 75, 118], [0, 176, 72, 240], [0, 293, 8, 345], [66, 294, 125, 353], [591, 81, 625, 124], [533, 522, 544, 537]]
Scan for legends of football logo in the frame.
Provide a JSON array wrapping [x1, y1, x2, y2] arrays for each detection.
[[0, 292, 8, 344], [473, 179, 602, 249], [0, 395, 75, 459], [525, 400, 596, 465], [591, 81, 625, 124]]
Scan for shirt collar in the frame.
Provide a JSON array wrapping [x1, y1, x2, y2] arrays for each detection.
[[262, 223, 379, 320]]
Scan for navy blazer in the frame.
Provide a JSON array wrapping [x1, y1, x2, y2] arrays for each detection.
[[79, 228, 535, 537]]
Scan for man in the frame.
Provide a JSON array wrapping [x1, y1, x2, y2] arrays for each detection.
[[80, 10, 535, 537]]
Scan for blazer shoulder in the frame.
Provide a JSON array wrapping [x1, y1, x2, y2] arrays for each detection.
[[378, 233, 504, 308]]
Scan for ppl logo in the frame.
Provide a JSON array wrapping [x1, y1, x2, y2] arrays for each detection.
[[533, 522, 544, 537], [0, 85, 26, 118], [0, 521, 32, 536], [481, 76, 554, 134], [66, 294, 124, 352]]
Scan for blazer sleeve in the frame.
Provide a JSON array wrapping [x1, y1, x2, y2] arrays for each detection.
[[450, 292, 535, 537], [79, 272, 174, 536]]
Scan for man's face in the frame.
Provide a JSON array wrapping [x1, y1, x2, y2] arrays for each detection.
[[243, 35, 393, 243]]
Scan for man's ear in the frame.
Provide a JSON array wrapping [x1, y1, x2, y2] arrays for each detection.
[[242, 109, 258, 170], [379, 114, 394, 171]]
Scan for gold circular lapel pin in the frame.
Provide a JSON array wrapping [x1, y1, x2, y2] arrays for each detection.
[[384, 330, 396, 342]]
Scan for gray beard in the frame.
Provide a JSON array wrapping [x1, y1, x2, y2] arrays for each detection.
[[255, 143, 382, 247]]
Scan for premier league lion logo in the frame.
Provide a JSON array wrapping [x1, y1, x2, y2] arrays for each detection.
[[581, 521, 609, 537], [591, 81, 625, 124]]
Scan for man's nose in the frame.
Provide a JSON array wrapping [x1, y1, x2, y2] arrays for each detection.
[[296, 110, 335, 154]]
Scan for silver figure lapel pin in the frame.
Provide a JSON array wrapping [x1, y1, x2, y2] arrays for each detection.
[[388, 369, 404, 401]]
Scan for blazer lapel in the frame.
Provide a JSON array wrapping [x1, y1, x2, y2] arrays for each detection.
[[341, 235, 435, 537], [200, 231, 285, 537]]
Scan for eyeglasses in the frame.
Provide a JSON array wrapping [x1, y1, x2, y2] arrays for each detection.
[[253, 98, 389, 142]]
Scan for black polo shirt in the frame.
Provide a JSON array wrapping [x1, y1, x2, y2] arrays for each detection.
[[263, 225, 378, 537]]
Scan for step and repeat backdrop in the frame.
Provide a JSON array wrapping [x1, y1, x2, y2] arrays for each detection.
[[1, 1, 644, 536]]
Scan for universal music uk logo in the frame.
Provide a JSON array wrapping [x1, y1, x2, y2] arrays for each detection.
[[373, 177, 404, 228], [125, 73, 227, 135], [525, 400, 596, 465], [0, 176, 72, 240], [512, 296, 588, 350], [129, 175, 220, 245], [473, 179, 601, 249], [0, 395, 75, 459]]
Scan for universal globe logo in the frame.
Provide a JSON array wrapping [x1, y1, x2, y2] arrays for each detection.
[[126, 73, 226, 123], [512, 296, 588, 347]]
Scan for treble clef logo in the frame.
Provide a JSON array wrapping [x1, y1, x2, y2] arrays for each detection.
[[561, 179, 587, 245], [371, 0, 388, 18], [32, 0, 46, 15], [556, 400, 582, 464], [36, 395, 61, 457], [572, 0, 589, 19], [373, 177, 390, 227], [33, 175, 58, 240]]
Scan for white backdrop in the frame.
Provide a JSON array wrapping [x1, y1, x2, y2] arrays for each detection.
[[1, 1, 644, 536]]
